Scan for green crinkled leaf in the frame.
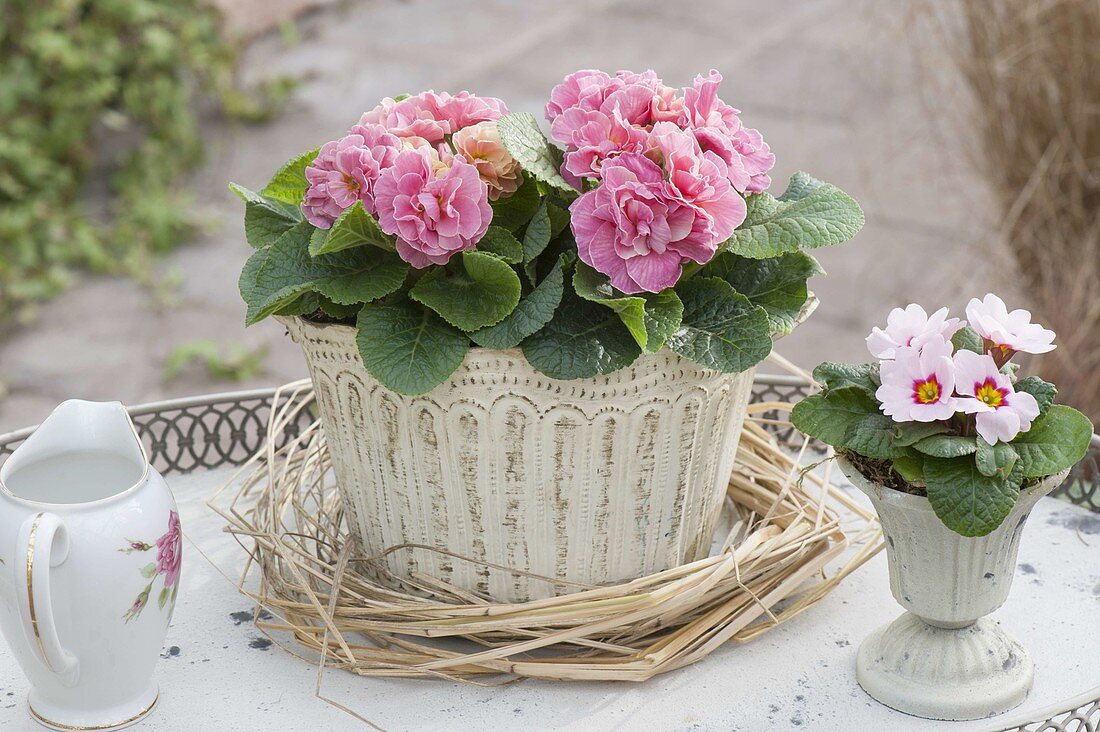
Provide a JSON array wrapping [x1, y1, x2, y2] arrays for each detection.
[[261, 147, 318, 204], [1010, 404, 1093, 478], [274, 291, 323, 318], [913, 434, 979, 458], [318, 296, 362, 320], [572, 263, 684, 352], [790, 386, 881, 449], [246, 222, 408, 324], [245, 200, 299, 249], [952, 325, 984, 355], [640, 290, 685, 354], [476, 226, 524, 264], [497, 113, 576, 194], [924, 456, 1023, 537], [892, 454, 925, 485], [812, 361, 879, 393], [229, 182, 300, 218], [239, 245, 270, 310], [844, 412, 913, 459], [355, 300, 469, 395], [893, 421, 950, 446], [705, 251, 824, 335], [666, 277, 772, 373], [778, 171, 825, 201], [975, 439, 1019, 478], [489, 173, 541, 232], [522, 200, 552, 264], [410, 251, 521, 331], [724, 179, 864, 259], [547, 201, 571, 238], [521, 293, 641, 379], [311, 201, 396, 255], [1013, 376, 1057, 417], [471, 257, 565, 349]]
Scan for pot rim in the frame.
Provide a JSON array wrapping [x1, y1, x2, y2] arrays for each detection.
[[836, 453, 1070, 511], [277, 292, 819, 351]]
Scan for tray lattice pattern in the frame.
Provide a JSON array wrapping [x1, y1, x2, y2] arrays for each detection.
[[1, 379, 1097, 513]]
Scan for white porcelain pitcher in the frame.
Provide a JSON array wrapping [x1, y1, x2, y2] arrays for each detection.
[[0, 400, 180, 730]]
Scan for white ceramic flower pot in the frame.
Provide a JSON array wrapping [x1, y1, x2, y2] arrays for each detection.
[[282, 316, 757, 602], [0, 400, 180, 731], [840, 456, 1069, 721]]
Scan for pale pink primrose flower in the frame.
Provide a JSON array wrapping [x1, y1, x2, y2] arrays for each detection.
[[866, 304, 964, 360], [570, 152, 717, 293], [965, 293, 1056, 358], [953, 349, 1040, 444], [450, 121, 521, 201], [875, 336, 959, 422], [373, 148, 492, 268]]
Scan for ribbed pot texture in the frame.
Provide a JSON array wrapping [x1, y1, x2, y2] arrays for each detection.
[[839, 457, 1068, 627], [283, 316, 756, 602]]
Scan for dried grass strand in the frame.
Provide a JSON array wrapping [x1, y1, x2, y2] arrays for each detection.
[[207, 380, 879, 687]]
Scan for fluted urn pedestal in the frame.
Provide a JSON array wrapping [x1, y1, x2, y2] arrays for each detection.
[[840, 457, 1069, 721]]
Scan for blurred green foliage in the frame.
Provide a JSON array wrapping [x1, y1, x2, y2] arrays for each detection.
[[0, 0, 290, 330]]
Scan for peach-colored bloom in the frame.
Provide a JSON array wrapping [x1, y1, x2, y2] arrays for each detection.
[[451, 121, 521, 200]]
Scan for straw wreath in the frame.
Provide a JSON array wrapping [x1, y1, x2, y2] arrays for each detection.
[[209, 377, 881, 685]]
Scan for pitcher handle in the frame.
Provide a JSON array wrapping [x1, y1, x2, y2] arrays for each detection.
[[16, 512, 79, 681]]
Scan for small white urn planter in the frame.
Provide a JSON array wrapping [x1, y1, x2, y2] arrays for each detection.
[[282, 316, 760, 603], [840, 456, 1070, 721]]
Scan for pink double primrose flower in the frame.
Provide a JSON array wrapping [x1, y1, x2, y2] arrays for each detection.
[[373, 147, 492, 268], [301, 124, 404, 228], [301, 90, 511, 265], [570, 124, 748, 294], [547, 68, 774, 194]]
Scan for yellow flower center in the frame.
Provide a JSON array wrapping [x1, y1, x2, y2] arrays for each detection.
[[975, 378, 1005, 408], [913, 376, 941, 404]]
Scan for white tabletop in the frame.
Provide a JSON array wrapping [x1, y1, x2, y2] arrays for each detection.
[[1, 466, 1097, 732]]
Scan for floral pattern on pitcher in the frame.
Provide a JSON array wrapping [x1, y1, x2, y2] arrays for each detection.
[[119, 510, 182, 622]]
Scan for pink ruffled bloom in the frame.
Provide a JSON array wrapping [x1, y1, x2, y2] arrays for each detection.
[[866, 304, 965, 360], [570, 152, 717, 294], [648, 122, 746, 241], [451, 121, 521, 201], [545, 69, 615, 121], [431, 91, 509, 130], [552, 106, 649, 180], [374, 148, 492, 268], [679, 70, 773, 193], [965, 293, 1056, 357], [875, 336, 959, 422], [953, 350, 1040, 444], [360, 91, 508, 144], [301, 124, 402, 228], [359, 93, 450, 142], [155, 510, 182, 589]]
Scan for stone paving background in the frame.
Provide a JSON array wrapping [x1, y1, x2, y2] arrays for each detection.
[[0, 0, 996, 430]]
